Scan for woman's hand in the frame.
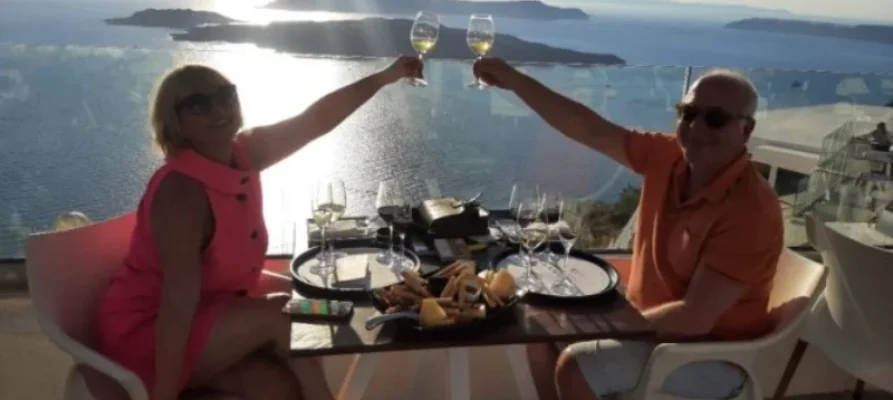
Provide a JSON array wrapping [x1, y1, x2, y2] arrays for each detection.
[[376, 55, 424, 85], [473, 57, 525, 90]]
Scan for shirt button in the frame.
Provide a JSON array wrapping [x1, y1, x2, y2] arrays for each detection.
[[250, 230, 258, 239], [236, 193, 248, 202], [241, 176, 250, 184]]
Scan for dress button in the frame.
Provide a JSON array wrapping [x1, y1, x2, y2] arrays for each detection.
[[250, 230, 258, 239], [241, 176, 250, 184], [236, 193, 247, 202]]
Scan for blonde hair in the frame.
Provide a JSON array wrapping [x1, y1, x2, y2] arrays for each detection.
[[149, 65, 243, 158]]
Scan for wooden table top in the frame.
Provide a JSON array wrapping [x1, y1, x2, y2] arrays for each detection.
[[288, 251, 654, 357]]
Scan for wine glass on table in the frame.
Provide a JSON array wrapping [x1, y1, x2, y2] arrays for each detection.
[[391, 196, 415, 272], [311, 181, 341, 274], [408, 11, 440, 87], [327, 180, 347, 260], [466, 14, 495, 89], [375, 180, 414, 271], [516, 198, 547, 292], [540, 191, 562, 264], [551, 199, 582, 296]]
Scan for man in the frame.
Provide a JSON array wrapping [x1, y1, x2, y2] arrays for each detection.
[[473, 58, 783, 399]]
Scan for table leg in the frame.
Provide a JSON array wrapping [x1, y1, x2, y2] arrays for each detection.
[[504, 345, 540, 400], [771, 339, 808, 400], [449, 348, 471, 400], [336, 354, 380, 400]]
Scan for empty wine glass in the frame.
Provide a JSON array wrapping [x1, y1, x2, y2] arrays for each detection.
[[408, 11, 440, 87], [391, 198, 414, 272], [311, 181, 342, 273], [466, 14, 495, 89], [540, 192, 562, 263], [375, 180, 398, 264], [516, 199, 546, 292], [551, 200, 582, 296], [328, 180, 347, 259]]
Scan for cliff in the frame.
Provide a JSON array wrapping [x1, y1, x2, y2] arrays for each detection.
[[263, 0, 589, 21], [104, 8, 239, 29], [170, 18, 625, 64], [726, 18, 893, 46]]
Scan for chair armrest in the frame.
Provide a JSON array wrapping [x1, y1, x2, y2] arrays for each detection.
[[39, 318, 148, 400]]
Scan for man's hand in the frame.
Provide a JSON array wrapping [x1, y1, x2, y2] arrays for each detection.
[[377, 55, 424, 85], [472, 57, 526, 90]]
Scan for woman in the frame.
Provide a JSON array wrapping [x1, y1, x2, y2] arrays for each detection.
[[96, 56, 422, 400]]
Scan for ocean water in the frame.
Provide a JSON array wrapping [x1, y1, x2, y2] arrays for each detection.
[[1, 1, 892, 257]]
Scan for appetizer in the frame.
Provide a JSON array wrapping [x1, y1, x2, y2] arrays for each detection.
[[372, 260, 518, 328]]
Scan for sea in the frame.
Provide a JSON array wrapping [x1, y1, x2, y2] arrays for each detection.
[[1, 0, 892, 257]]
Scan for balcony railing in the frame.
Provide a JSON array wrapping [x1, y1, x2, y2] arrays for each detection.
[[1, 42, 892, 258]]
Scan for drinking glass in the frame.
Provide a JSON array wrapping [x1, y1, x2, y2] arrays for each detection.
[[408, 11, 440, 87], [516, 199, 547, 292], [328, 180, 347, 259], [375, 180, 412, 270], [466, 14, 495, 89], [311, 181, 342, 273], [551, 200, 582, 296], [540, 192, 562, 263]]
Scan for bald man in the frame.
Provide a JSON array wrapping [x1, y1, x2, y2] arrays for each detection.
[[474, 59, 782, 399]]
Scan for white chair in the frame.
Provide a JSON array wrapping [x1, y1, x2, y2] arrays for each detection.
[[25, 212, 148, 400], [779, 215, 893, 398], [622, 249, 827, 400]]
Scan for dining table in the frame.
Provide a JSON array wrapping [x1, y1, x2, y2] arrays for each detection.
[[287, 213, 656, 400]]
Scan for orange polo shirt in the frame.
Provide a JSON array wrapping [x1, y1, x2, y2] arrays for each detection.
[[623, 131, 783, 341]]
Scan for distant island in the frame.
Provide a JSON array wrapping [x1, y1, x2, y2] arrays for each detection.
[[263, 0, 589, 21], [104, 8, 239, 29], [170, 17, 625, 64], [726, 18, 893, 46]]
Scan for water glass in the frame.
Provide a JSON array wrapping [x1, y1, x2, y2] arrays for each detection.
[[516, 199, 546, 292]]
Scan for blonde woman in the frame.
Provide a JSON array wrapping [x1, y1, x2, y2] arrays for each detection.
[[95, 56, 422, 400]]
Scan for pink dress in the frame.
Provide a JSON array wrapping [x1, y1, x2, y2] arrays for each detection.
[[96, 141, 268, 393]]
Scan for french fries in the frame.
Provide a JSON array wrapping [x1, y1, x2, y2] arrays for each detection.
[[375, 261, 517, 328]]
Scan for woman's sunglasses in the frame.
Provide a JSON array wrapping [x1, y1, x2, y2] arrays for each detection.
[[675, 103, 753, 129], [176, 84, 238, 116]]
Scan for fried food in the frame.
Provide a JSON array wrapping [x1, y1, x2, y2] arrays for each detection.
[[375, 262, 518, 328]]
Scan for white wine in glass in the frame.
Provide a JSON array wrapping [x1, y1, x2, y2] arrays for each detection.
[[466, 13, 495, 90], [408, 11, 440, 87]]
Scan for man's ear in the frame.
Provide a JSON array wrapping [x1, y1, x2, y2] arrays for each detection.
[[743, 119, 755, 139]]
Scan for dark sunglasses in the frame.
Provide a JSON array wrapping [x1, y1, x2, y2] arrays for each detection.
[[175, 84, 238, 116], [675, 103, 753, 129]]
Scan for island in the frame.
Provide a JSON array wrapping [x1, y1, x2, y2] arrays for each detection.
[[263, 0, 589, 21], [726, 18, 893, 46], [104, 8, 239, 30], [170, 18, 625, 64]]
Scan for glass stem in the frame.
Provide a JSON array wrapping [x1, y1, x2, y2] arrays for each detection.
[[320, 225, 328, 267], [388, 223, 395, 258], [399, 233, 406, 266]]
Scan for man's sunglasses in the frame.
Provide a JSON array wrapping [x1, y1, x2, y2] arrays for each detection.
[[674, 103, 753, 129], [175, 84, 238, 116]]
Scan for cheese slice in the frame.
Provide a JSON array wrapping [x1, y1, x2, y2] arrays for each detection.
[[419, 298, 450, 327]]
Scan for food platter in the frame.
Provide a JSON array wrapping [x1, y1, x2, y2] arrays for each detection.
[[290, 243, 420, 301], [367, 260, 520, 333], [492, 247, 620, 305]]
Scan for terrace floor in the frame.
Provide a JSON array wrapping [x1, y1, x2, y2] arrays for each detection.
[[2, 292, 891, 400]]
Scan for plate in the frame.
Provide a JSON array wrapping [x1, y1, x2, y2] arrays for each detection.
[[368, 261, 520, 333], [290, 243, 420, 301], [492, 246, 620, 305]]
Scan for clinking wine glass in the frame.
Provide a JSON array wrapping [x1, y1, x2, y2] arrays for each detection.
[[466, 14, 495, 89], [408, 11, 440, 87], [516, 199, 546, 292]]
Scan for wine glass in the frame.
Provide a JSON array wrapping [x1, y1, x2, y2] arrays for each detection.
[[516, 199, 546, 292], [551, 200, 582, 296], [375, 180, 397, 264], [466, 14, 495, 89], [540, 192, 562, 263], [408, 11, 440, 87], [327, 180, 347, 259], [311, 181, 339, 273], [391, 196, 415, 272]]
